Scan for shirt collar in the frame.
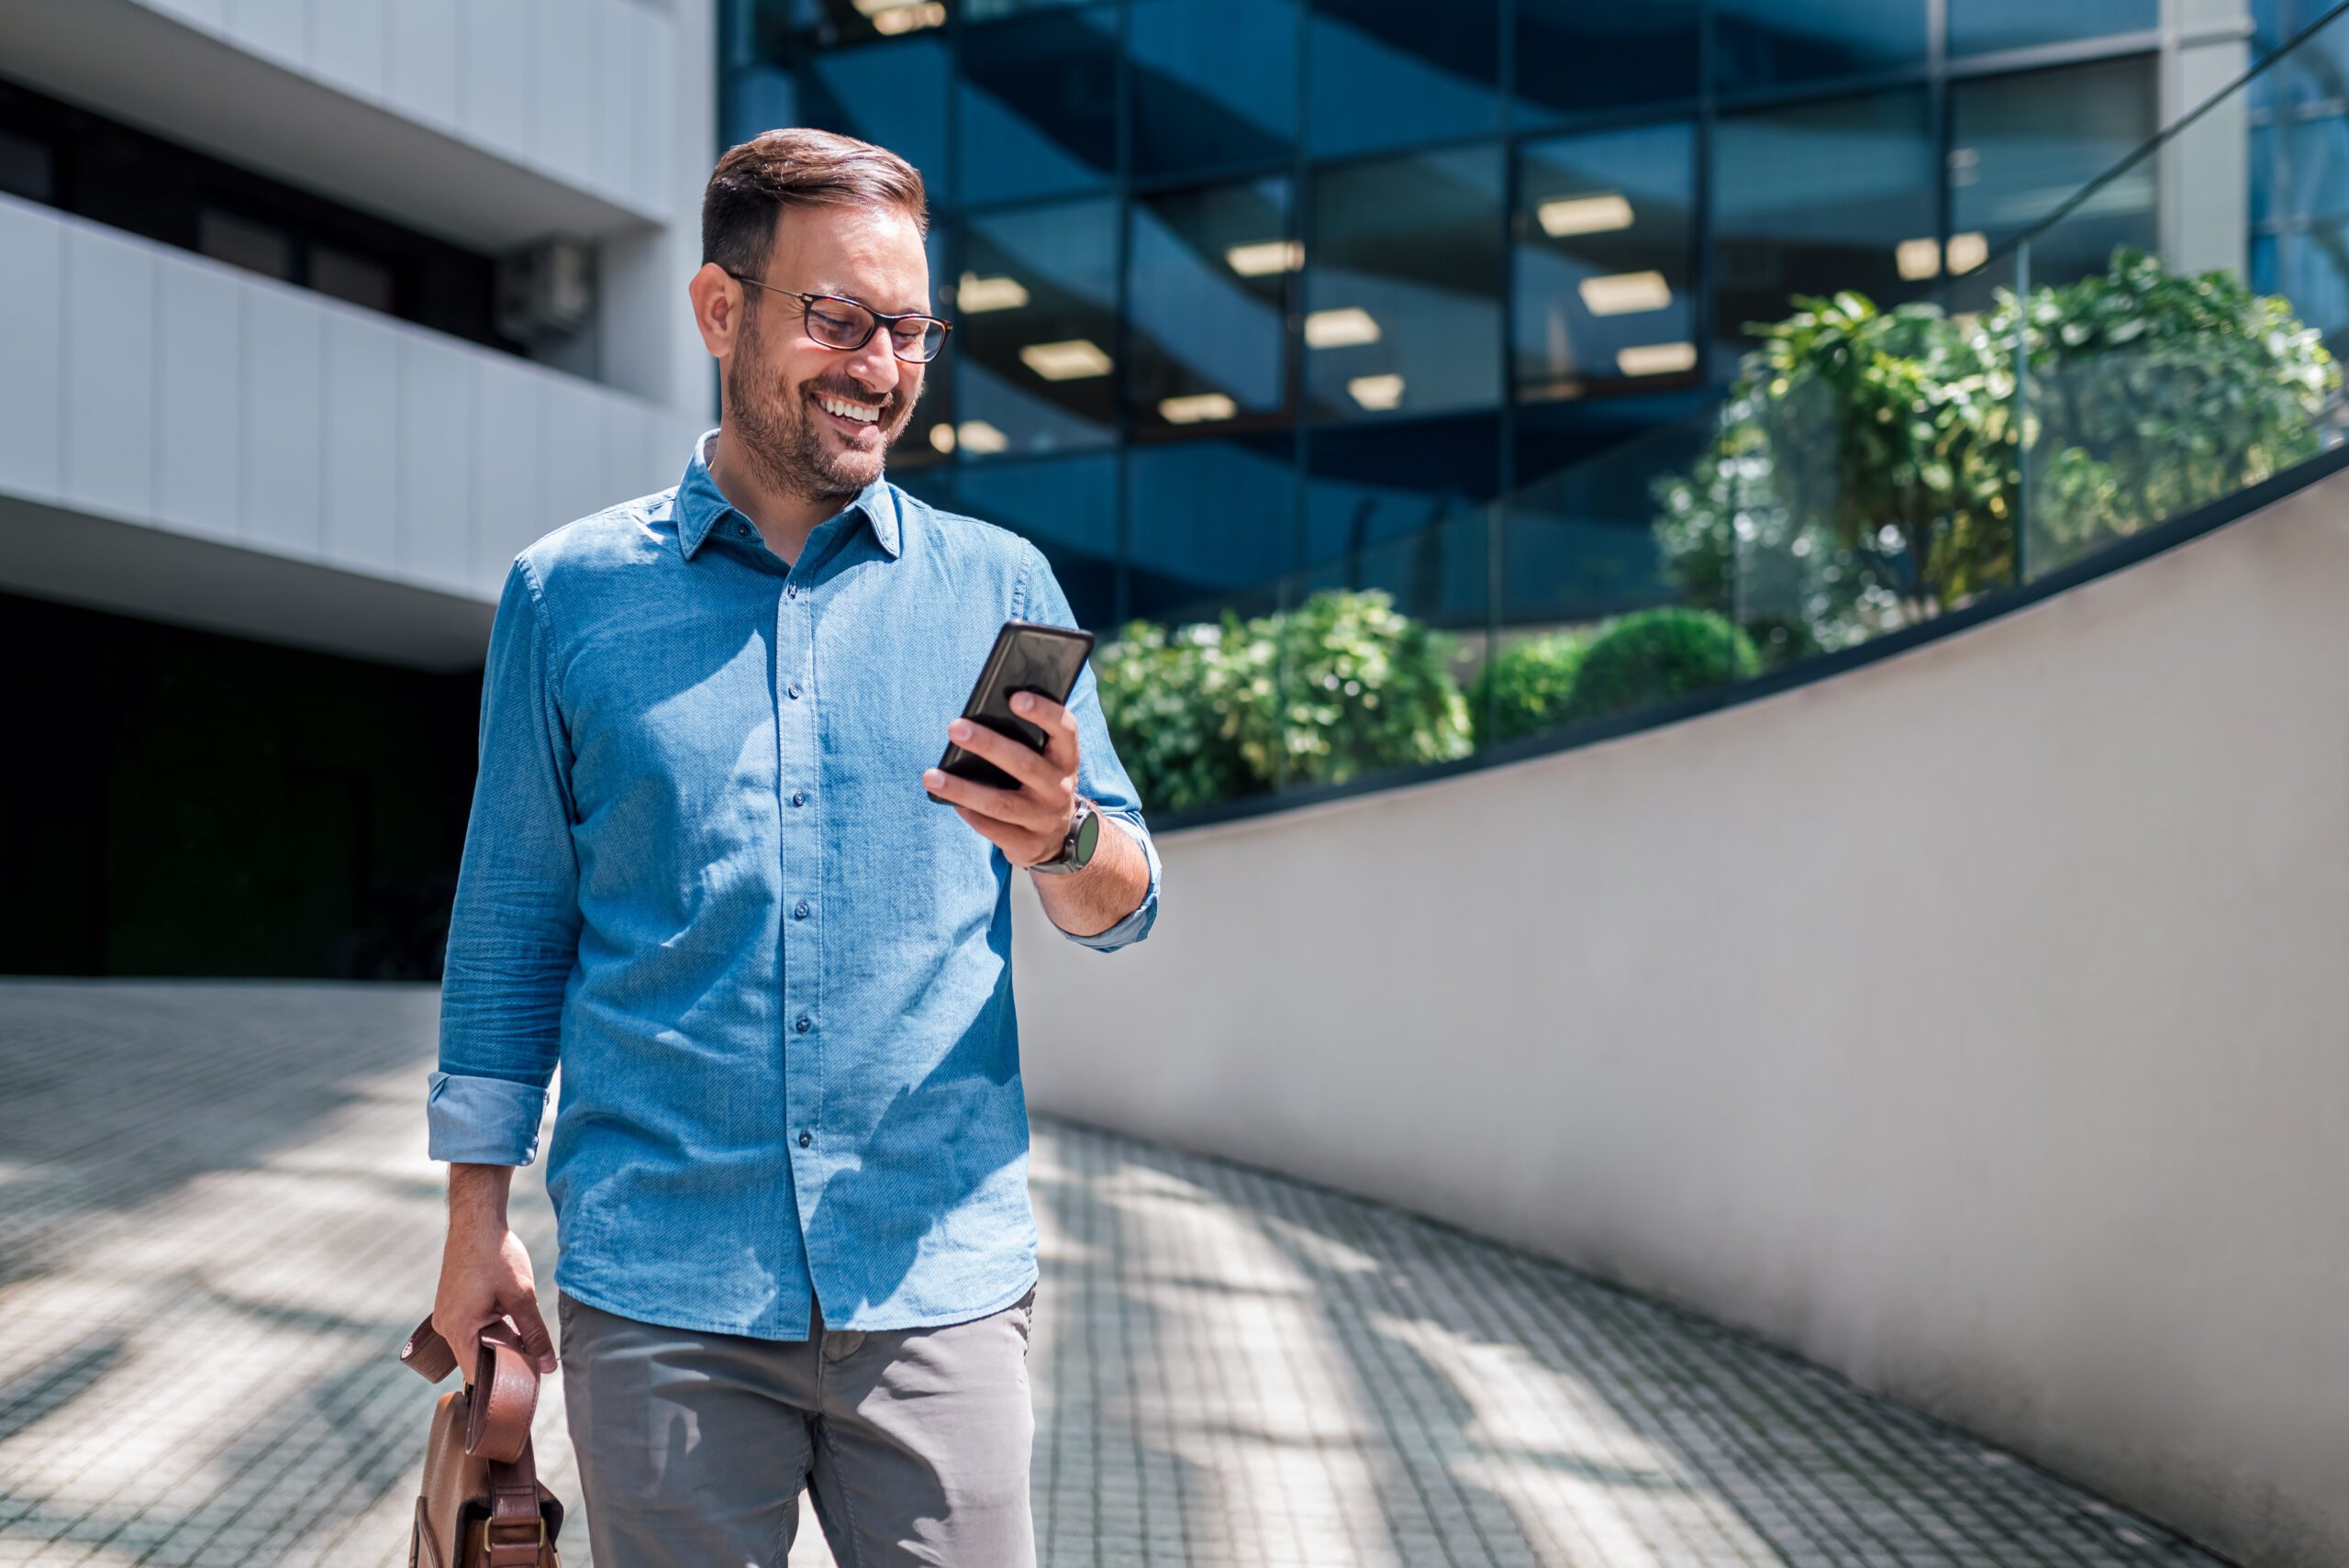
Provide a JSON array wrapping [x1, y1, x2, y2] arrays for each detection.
[[673, 427, 902, 562]]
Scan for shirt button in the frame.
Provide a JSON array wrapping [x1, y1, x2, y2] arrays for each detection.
[[787, 684, 801, 700], [786, 584, 797, 599], [791, 791, 806, 807], [798, 1131, 813, 1149], [796, 1016, 811, 1033], [794, 901, 809, 920]]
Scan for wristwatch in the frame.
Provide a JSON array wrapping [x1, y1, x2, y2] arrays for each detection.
[[1027, 795, 1100, 875]]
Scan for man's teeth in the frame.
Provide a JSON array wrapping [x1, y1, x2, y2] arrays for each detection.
[[818, 395, 881, 425]]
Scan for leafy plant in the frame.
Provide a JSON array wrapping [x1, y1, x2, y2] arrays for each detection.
[[2022, 250, 2338, 570], [1560, 607, 1761, 727], [1656, 249, 2340, 655], [1469, 630, 1592, 747], [1091, 616, 1258, 814], [1229, 590, 1473, 788], [1094, 589, 1472, 810]]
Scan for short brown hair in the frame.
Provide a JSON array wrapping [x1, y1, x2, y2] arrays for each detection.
[[701, 128, 930, 281]]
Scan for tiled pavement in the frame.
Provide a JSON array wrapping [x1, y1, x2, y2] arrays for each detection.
[[0, 982, 2228, 1568]]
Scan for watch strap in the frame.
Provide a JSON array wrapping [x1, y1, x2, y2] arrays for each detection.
[[1029, 796, 1096, 874]]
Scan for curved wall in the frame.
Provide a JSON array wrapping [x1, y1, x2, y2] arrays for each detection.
[[1010, 469, 2349, 1568]]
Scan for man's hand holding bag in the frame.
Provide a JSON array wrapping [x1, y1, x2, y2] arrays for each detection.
[[400, 1314, 566, 1568]]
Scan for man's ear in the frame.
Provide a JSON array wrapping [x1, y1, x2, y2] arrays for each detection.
[[690, 263, 745, 360]]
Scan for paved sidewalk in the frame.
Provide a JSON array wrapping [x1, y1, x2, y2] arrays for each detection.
[[0, 982, 2224, 1568]]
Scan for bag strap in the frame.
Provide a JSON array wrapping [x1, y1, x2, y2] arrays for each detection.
[[483, 1446, 548, 1568], [399, 1314, 540, 1463]]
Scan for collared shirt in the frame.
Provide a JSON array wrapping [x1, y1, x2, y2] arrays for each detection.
[[429, 428, 1161, 1338]]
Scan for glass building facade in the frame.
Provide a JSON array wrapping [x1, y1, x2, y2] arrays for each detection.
[[718, 0, 2176, 636]]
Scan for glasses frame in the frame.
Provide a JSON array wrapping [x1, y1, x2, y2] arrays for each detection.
[[725, 272, 954, 363]]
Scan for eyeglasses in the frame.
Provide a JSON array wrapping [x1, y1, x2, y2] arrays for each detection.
[[725, 272, 952, 363]]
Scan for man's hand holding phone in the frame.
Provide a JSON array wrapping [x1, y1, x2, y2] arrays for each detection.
[[923, 691, 1080, 869]]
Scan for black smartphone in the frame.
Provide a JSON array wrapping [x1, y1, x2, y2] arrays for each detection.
[[928, 620, 1097, 804]]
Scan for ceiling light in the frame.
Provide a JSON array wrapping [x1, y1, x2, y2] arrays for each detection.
[[1159, 393, 1238, 424], [863, 0, 944, 31], [1616, 341, 1697, 377], [956, 420, 1008, 454], [1537, 194, 1635, 239], [1019, 339, 1114, 380], [1896, 238, 1942, 282], [1304, 306, 1380, 349], [957, 272, 1029, 313], [1347, 373, 1405, 410], [1577, 270, 1673, 317], [1226, 239, 1304, 277], [929, 423, 956, 454], [1946, 231, 1989, 274]]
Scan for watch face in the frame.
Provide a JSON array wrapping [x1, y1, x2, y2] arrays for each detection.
[[1073, 805, 1102, 864]]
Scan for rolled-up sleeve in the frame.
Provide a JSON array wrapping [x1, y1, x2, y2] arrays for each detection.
[[430, 557, 581, 1164], [1018, 543, 1162, 953]]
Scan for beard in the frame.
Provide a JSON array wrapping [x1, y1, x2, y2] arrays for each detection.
[[726, 308, 918, 503]]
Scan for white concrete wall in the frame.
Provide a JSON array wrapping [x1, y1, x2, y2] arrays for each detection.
[[0, 0, 720, 661], [139, 0, 677, 216], [0, 194, 707, 660], [0, 0, 675, 235], [1011, 469, 2349, 1568], [0, 0, 719, 411]]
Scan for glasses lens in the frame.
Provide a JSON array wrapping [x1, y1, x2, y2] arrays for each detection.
[[804, 298, 872, 350], [891, 319, 946, 362]]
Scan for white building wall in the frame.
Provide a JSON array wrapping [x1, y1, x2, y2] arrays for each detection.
[[0, 0, 680, 235], [1011, 469, 2349, 1568], [0, 195, 707, 660], [0, 0, 718, 665]]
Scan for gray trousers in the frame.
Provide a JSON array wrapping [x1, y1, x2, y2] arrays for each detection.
[[554, 1284, 1039, 1568]]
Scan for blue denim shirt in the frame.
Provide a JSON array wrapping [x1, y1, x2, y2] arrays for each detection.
[[429, 428, 1161, 1338]]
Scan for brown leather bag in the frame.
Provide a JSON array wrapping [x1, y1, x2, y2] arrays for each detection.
[[400, 1313, 567, 1568]]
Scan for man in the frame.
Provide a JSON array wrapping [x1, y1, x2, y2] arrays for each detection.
[[427, 128, 1161, 1567]]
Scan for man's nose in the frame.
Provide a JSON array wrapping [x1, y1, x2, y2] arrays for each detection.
[[842, 332, 900, 395]]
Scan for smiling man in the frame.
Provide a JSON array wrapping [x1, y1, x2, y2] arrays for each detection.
[[426, 128, 1162, 1568]]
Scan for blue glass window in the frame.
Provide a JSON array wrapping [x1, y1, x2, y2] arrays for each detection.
[[896, 222, 958, 471], [954, 199, 1119, 457], [1947, 0, 2156, 57], [958, 5, 1119, 206], [1128, 179, 1293, 434], [1516, 0, 1699, 124], [1127, 436, 1298, 621], [890, 460, 956, 517], [724, 0, 791, 69], [1952, 59, 2158, 287], [964, 0, 1087, 16], [1305, 147, 1504, 422], [1712, 89, 1936, 366], [721, 67, 796, 149], [1515, 121, 1698, 401], [1130, 0, 1297, 178], [1713, 0, 1929, 95], [1506, 395, 1714, 625], [1304, 414, 1498, 572], [955, 452, 1121, 630], [1308, 0, 1499, 159], [799, 39, 953, 204], [787, 0, 952, 50]]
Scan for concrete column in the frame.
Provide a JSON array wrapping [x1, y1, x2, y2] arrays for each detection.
[[2161, 0, 2254, 281]]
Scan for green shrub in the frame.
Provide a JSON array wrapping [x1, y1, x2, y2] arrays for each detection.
[[1230, 590, 1473, 788], [1091, 616, 1258, 814], [1561, 607, 1761, 726], [1655, 249, 2340, 657], [1469, 630, 1592, 748], [1095, 589, 1472, 810]]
